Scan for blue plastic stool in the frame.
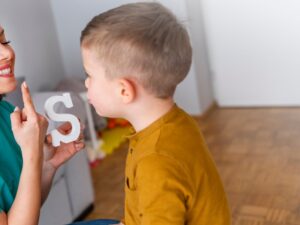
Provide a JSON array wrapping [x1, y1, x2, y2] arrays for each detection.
[[67, 219, 119, 225]]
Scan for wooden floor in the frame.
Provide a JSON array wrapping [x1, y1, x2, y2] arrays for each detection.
[[85, 107, 300, 225]]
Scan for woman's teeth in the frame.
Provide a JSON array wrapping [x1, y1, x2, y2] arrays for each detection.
[[0, 68, 11, 76]]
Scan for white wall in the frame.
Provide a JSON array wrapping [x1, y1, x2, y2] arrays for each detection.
[[50, 0, 139, 79], [185, 0, 214, 112], [0, 0, 65, 92], [202, 0, 300, 107], [158, 0, 203, 115], [50, 0, 213, 115]]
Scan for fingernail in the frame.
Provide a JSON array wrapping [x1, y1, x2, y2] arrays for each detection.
[[14, 107, 20, 112], [23, 81, 28, 89]]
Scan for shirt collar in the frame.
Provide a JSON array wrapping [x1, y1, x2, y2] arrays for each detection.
[[126, 104, 180, 144]]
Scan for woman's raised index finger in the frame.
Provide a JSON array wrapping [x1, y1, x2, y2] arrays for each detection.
[[21, 81, 36, 115]]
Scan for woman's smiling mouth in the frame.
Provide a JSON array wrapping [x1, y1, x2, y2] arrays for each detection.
[[0, 65, 13, 77]]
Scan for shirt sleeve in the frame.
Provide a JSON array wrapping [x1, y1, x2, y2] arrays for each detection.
[[0, 180, 5, 213], [135, 154, 192, 225], [1, 100, 15, 113]]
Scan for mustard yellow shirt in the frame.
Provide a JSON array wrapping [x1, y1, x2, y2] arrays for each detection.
[[124, 104, 231, 225]]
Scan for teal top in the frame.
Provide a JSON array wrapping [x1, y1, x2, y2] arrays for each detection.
[[0, 100, 22, 213]]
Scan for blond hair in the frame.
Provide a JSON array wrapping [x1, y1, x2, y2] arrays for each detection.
[[81, 2, 192, 98]]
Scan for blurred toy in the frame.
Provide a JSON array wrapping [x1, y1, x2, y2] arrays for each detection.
[[97, 118, 131, 155], [107, 118, 130, 129]]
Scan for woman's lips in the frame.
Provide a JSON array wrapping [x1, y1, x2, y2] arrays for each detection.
[[0, 73, 14, 78], [0, 64, 11, 70], [0, 65, 14, 78]]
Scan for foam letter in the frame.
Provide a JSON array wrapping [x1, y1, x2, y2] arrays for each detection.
[[44, 93, 80, 147]]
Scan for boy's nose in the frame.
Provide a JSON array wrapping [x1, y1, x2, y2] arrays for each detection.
[[85, 78, 89, 88]]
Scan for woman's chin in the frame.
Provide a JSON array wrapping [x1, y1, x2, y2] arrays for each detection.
[[0, 77, 17, 94]]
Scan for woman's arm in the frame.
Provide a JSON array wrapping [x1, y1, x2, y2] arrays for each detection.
[[0, 211, 8, 225], [41, 162, 56, 204], [41, 122, 85, 204], [5, 82, 48, 225], [7, 153, 43, 225], [0, 159, 43, 225]]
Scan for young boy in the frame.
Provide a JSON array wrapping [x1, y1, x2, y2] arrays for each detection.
[[80, 2, 231, 225]]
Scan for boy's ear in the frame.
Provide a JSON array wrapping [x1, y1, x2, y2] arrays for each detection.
[[117, 78, 136, 104]]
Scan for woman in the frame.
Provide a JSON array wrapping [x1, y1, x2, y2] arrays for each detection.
[[0, 25, 85, 225]]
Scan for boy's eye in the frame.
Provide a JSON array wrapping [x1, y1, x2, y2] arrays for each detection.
[[1, 40, 11, 45]]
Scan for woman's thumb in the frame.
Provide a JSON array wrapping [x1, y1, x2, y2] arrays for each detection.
[[11, 107, 22, 130]]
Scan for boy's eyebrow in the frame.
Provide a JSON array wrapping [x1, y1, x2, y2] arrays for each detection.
[[0, 29, 4, 36]]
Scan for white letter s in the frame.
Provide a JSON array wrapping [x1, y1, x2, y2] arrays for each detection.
[[44, 93, 81, 147]]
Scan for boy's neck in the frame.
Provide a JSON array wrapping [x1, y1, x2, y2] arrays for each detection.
[[126, 97, 175, 133]]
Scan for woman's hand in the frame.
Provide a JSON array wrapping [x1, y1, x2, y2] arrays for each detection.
[[44, 121, 85, 170], [10, 82, 49, 164]]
